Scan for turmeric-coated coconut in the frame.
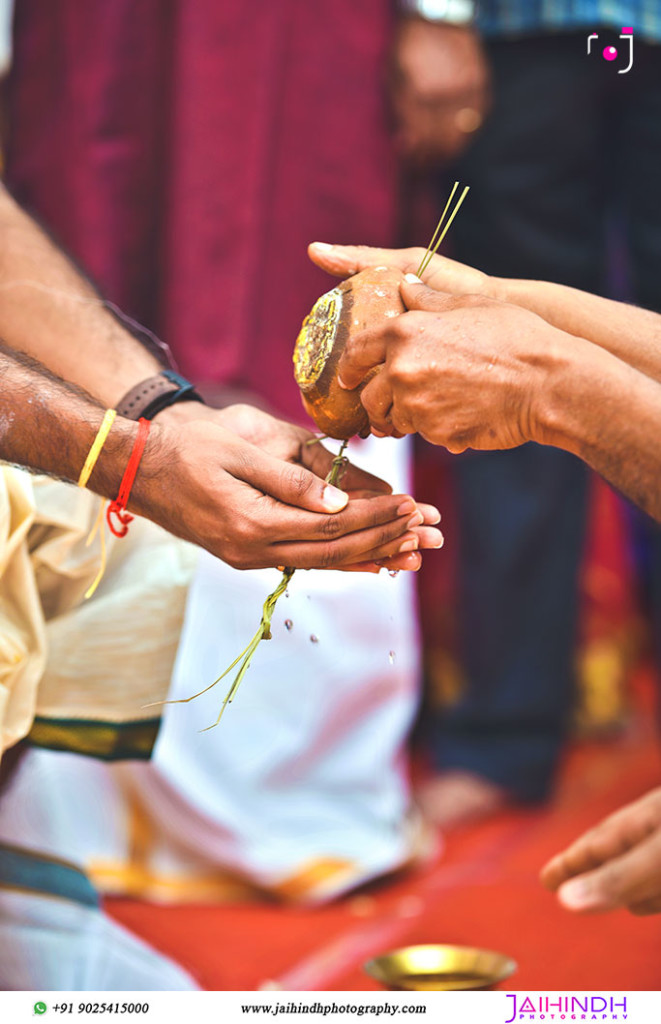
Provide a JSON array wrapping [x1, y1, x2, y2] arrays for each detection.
[[293, 267, 406, 439]]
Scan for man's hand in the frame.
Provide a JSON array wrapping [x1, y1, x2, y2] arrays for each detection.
[[308, 241, 492, 299], [541, 789, 661, 916], [136, 411, 443, 572], [391, 19, 489, 164], [333, 279, 566, 452]]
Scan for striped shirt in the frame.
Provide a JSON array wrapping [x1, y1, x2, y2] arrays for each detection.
[[477, 1, 661, 42]]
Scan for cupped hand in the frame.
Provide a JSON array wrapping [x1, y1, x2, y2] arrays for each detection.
[[308, 242, 492, 300], [139, 411, 442, 571], [205, 402, 442, 571], [541, 788, 661, 916]]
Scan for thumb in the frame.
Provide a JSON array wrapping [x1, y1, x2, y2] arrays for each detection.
[[400, 274, 457, 312], [242, 446, 349, 514], [308, 241, 414, 279]]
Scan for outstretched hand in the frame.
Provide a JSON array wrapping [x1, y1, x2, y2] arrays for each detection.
[[541, 788, 661, 916]]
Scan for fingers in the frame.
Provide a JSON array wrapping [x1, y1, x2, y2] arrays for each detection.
[[629, 895, 661, 916], [338, 551, 422, 573], [553, 830, 661, 914], [335, 285, 456, 393], [309, 242, 490, 300], [270, 523, 421, 571], [415, 502, 442, 525], [229, 442, 350, 514], [337, 336, 390, 391], [252, 488, 414, 543], [379, 551, 422, 571], [301, 439, 392, 496], [360, 372, 399, 438], [399, 278, 458, 312], [308, 242, 424, 280], [541, 793, 661, 893], [269, 503, 443, 569], [345, 495, 441, 529]]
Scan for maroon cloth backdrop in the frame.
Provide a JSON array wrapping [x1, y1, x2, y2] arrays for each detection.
[[6, 0, 398, 422]]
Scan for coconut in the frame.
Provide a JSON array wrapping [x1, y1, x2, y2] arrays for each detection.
[[293, 267, 405, 439]]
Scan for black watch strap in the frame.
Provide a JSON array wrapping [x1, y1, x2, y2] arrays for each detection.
[[117, 370, 204, 421]]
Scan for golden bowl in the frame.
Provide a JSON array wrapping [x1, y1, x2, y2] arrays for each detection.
[[364, 944, 517, 992]]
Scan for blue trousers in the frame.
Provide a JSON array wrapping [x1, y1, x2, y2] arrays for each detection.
[[429, 32, 661, 801]]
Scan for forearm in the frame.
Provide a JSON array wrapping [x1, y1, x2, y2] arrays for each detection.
[[0, 183, 163, 405], [0, 343, 144, 498], [496, 276, 661, 384], [535, 338, 661, 520]]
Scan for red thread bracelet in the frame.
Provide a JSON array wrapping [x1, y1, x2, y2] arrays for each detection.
[[107, 417, 151, 538]]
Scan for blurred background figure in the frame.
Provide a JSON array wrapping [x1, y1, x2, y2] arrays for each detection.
[[391, 0, 661, 825], [0, 0, 431, 970]]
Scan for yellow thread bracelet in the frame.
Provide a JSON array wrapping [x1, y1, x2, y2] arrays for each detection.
[[78, 409, 117, 489]]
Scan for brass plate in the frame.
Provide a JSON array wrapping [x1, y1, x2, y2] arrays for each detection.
[[364, 944, 517, 991]]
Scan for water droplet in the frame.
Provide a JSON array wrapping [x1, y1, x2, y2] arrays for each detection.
[[353, 319, 360, 326], [284, 619, 293, 631], [374, 288, 386, 298], [388, 651, 396, 664], [310, 634, 319, 644], [388, 569, 399, 578], [285, 589, 290, 598]]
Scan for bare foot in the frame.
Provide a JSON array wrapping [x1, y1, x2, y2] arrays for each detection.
[[416, 770, 509, 829]]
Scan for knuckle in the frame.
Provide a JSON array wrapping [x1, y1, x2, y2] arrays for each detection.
[[389, 357, 410, 384], [598, 863, 627, 901], [318, 542, 340, 568], [343, 344, 366, 375], [319, 513, 343, 540], [390, 315, 411, 341], [580, 831, 604, 865], [376, 523, 398, 548], [284, 465, 313, 502], [456, 293, 484, 309], [408, 247, 427, 266], [231, 516, 254, 545]]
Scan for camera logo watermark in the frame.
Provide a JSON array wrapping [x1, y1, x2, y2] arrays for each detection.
[[587, 27, 634, 73]]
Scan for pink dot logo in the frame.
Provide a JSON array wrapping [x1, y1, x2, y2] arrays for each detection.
[[603, 45, 618, 60]]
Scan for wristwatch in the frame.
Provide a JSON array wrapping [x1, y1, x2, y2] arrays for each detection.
[[117, 370, 204, 421], [400, 0, 476, 25]]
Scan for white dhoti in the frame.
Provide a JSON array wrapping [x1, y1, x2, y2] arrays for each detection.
[[0, 436, 427, 987], [109, 437, 425, 901]]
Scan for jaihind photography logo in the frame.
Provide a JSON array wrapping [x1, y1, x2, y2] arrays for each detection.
[[587, 27, 634, 72], [505, 994, 628, 1022]]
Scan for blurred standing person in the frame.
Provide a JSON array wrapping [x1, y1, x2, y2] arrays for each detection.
[[7, 0, 399, 424], [3, 0, 437, 913], [391, 0, 661, 823]]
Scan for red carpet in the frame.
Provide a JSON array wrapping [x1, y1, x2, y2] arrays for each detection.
[[107, 671, 661, 991]]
